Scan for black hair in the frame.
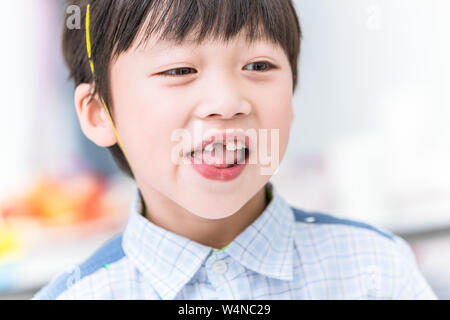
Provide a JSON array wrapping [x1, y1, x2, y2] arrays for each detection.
[[62, 0, 302, 179]]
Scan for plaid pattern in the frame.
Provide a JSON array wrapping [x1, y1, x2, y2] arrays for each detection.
[[33, 182, 437, 300]]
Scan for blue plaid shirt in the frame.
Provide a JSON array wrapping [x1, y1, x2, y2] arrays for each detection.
[[33, 182, 437, 300]]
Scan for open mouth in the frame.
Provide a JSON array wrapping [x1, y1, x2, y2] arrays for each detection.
[[189, 141, 250, 168]]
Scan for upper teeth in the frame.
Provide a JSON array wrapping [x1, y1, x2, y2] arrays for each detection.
[[226, 143, 237, 151], [236, 141, 245, 150], [203, 141, 245, 152], [204, 143, 214, 152]]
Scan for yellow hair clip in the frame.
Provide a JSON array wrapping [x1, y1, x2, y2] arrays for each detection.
[[85, 4, 131, 165]]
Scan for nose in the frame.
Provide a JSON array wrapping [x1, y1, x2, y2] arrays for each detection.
[[193, 71, 252, 121]]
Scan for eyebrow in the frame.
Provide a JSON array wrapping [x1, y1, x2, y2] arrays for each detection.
[[134, 38, 199, 55]]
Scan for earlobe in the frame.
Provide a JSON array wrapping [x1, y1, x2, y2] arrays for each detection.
[[74, 83, 118, 147]]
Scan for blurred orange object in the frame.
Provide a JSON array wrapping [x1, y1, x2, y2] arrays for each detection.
[[1, 171, 108, 226]]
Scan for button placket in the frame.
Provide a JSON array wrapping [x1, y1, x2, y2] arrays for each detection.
[[205, 252, 229, 287], [211, 259, 228, 275]]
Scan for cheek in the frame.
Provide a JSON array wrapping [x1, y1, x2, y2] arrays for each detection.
[[110, 80, 185, 176], [258, 84, 293, 155], [126, 102, 185, 173]]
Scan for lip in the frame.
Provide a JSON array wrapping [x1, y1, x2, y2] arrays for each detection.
[[185, 130, 250, 157]]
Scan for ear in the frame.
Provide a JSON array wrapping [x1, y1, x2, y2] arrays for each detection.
[[74, 83, 118, 147]]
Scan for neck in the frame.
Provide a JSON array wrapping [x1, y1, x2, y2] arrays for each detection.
[[138, 185, 269, 250]]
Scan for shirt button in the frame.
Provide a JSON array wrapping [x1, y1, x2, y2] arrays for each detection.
[[305, 216, 316, 223], [211, 260, 228, 275]]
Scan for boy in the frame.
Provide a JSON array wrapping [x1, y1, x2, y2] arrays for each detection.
[[34, 0, 437, 299]]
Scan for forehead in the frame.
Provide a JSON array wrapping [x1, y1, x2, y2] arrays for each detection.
[[132, 29, 283, 57]]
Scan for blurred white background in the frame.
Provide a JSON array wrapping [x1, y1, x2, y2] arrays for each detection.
[[0, 0, 449, 299]]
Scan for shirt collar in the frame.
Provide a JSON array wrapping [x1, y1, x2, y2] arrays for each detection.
[[122, 182, 294, 300], [122, 192, 212, 300], [223, 182, 295, 281]]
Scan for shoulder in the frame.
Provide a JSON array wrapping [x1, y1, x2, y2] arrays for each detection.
[[32, 233, 126, 300], [290, 206, 394, 241], [290, 205, 399, 267], [289, 206, 438, 299]]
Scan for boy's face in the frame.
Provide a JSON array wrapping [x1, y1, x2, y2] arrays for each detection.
[[83, 30, 294, 219]]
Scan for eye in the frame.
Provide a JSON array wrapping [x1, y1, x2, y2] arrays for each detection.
[[159, 67, 197, 77], [158, 61, 277, 77], [243, 61, 277, 72]]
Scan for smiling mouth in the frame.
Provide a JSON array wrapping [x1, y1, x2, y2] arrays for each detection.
[[188, 144, 250, 182], [190, 143, 250, 168]]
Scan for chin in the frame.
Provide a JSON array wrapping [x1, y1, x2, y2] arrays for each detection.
[[185, 202, 244, 220]]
